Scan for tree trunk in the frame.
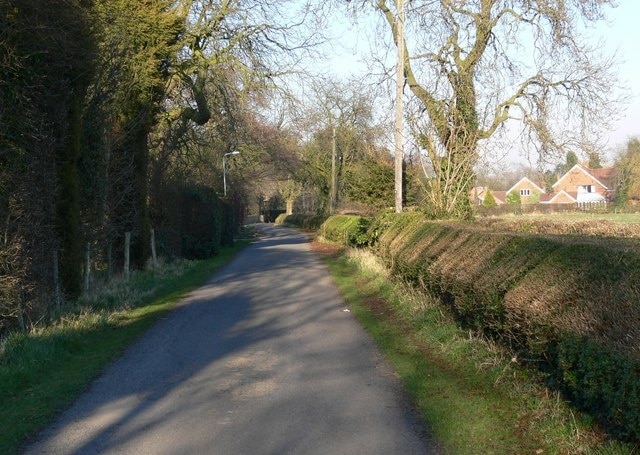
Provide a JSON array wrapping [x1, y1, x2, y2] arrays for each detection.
[[55, 86, 85, 299], [330, 126, 337, 214], [132, 114, 151, 269], [394, 0, 405, 213], [107, 241, 113, 282]]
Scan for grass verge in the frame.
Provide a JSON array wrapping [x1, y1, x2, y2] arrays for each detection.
[[0, 240, 250, 455], [312, 242, 637, 454]]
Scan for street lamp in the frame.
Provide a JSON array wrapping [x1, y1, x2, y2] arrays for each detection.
[[223, 150, 240, 196], [329, 108, 339, 215]]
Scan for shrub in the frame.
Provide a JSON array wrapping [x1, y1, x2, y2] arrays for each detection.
[[275, 214, 328, 230], [506, 191, 521, 205], [178, 186, 222, 259], [299, 215, 327, 230], [482, 190, 497, 207], [220, 200, 237, 247], [262, 209, 285, 223], [552, 335, 640, 441]]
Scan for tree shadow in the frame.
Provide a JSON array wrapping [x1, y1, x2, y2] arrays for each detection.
[[23, 225, 436, 454]]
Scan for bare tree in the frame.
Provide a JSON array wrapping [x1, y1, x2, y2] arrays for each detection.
[[290, 78, 393, 213], [357, 0, 621, 218], [153, 0, 325, 165], [148, 0, 328, 221]]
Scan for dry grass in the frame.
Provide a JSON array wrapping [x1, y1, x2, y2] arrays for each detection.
[[470, 213, 640, 238], [345, 249, 389, 277], [309, 239, 342, 258]]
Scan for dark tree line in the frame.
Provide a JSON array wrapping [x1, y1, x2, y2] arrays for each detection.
[[0, 0, 309, 333], [1, 0, 97, 329]]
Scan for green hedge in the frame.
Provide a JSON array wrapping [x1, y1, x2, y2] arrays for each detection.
[[276, 213, 329, 231], [274, 213, 288, 225], [156, 183, 235, 260], [552, 335, 640, 441], [334, 211, 640, 441], [319, 215, 371, 247]]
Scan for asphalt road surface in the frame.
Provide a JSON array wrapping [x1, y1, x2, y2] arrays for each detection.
[[24, 225, 438, 454]]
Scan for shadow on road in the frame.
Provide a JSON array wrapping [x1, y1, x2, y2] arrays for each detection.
[[24, 225, 436, 454]]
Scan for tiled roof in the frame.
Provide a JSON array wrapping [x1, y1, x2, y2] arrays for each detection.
[[587, 167, 616, 188], [492, 191, 507, 203]]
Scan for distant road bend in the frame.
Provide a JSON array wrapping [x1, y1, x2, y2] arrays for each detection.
[[24, 224, 438, 454]]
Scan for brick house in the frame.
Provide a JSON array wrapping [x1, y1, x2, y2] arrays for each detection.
[[505, 177, 546, 204], [472, 164, 616, 206], [547, 164, 616, 204]]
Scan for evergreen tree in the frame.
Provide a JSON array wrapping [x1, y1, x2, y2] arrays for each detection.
[[482, 190, 497, 208], [506, 191, 521, 205], [92, 0, 184, 270], [588, 151, 603, 169], [565, 151, 579, 171]]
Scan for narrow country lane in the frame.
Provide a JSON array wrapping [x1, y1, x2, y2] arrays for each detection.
[[24, 225, 438, 454]]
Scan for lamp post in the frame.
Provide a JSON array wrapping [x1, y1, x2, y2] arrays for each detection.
[[330, 125, 336, 214], [394, 0, 405, 213], [223, 150, 240, 196]]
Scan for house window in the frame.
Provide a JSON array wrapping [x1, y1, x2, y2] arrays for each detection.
[[579, 185, 595, 193], [520, 189, 530, 196]]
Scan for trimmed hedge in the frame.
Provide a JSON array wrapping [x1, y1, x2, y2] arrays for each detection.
[[328, 211, 640, 441], [319, 215, 371, 247], [155, 183, 236, 260], [552, 335, 640, 440], [274, 213, 288, 225], [276, 213, 329, 231]]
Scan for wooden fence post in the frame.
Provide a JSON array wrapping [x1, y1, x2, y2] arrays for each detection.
[[84, 242, 91, 294], [107, 242, 112, 282], [150, 228, 158, 269], [124, 232, 131, 281], [17, 299, 25, 331], [53, 250, 62, 314]]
